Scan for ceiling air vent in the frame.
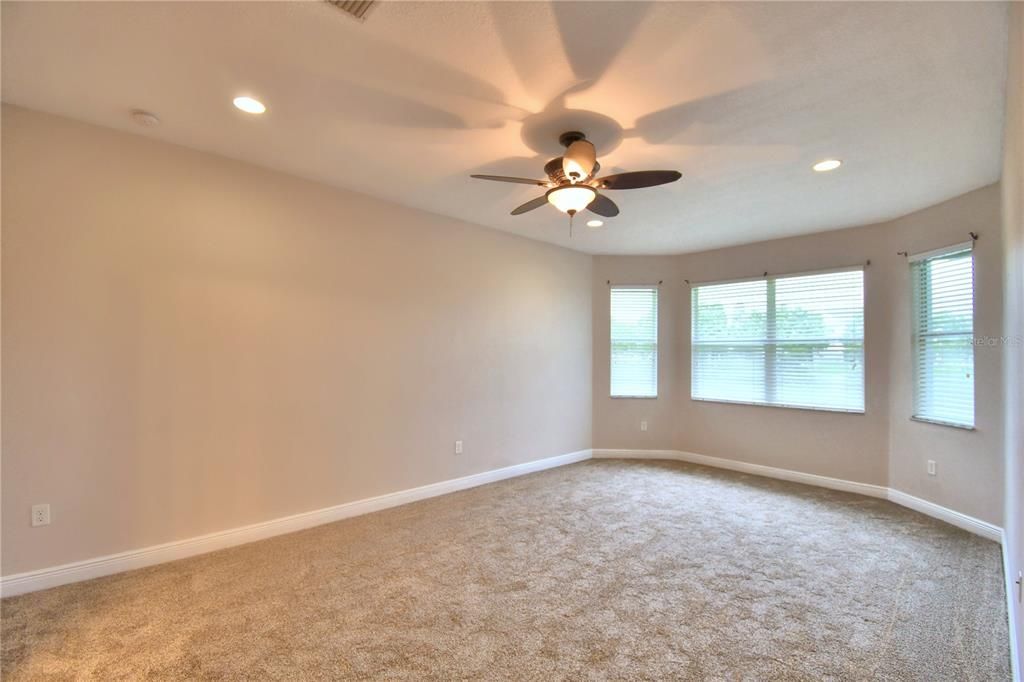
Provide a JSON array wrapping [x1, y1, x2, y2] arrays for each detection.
[[325, 0, 375, 21]]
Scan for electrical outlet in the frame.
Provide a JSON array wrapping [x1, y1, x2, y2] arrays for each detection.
[[31, 504, 50, 527], [454, 440, 463, 455], [640, 420, 648, 432], [926, 460, 936, 476]]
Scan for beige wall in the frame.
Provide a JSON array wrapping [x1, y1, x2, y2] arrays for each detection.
[[0, 106, 593, 576], [674, 224, 894, 487], [1, 101, 1011, 583], [1001, 2, 1023, 672], [592, 256, 680, 451], [886, 189, 1004, 523], [594, 185, 1004, 524]]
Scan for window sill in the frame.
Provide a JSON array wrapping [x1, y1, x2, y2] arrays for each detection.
[[910, 416, 976, 431], [690, 396, 865, 415], [610, 395, 658, 400]]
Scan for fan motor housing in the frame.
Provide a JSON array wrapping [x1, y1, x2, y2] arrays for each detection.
[[558, 131, 587, 148], [544, 157, 600, 185]]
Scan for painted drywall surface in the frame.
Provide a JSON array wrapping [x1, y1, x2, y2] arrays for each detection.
[[592, 257, 680, 450], [593, 185, 1004, 523], [1002, 2, 1023, 672], [594, 232, 891, 487], [886, 186, 1004, 525], [674, 223, 892, 487], [0, 106, 593, 576], [1, 2, 1009, 256], [593, 226, 892, 485]]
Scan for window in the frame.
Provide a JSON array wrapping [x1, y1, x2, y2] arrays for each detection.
[[691, 268, 865, 412], [910, 244, 974, 428], [610, 287, 658, 397]]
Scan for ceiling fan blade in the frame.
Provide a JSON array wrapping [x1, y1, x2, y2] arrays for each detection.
[[596, 170, 682, 190], [587, 194, 620, 217], [511, 195, 549, 215], [471, 174, 548, 186]]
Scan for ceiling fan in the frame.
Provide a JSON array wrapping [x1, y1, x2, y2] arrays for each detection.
[[471, 131, 681, 220]]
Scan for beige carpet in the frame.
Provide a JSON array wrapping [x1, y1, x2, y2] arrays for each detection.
[[1, 459, 1011, 680]]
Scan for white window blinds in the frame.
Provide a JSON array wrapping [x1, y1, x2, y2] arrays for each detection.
[[691, 268, 865, 412], [910, 244, 974, 428], [610, 287, 658, 397]]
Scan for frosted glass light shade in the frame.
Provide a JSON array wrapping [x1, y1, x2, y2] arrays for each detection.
[[563, 140, 597, 180], [546, 185, 597, 214]]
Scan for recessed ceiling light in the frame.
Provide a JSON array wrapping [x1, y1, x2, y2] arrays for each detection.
[[586, 219, 604, 228], [233, 96, 266, 114], [813, 159, 842, 172]]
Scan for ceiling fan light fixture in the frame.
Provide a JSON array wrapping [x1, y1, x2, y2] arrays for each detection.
[[563, 139, 597, 181], [546, 185, 597, 215], [470, 129, 681, 224]]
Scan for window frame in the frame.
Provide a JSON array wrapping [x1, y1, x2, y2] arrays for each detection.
[[609, 285, 659, 399], [909, 242, 976, 430], [689, 265, 866, 414]]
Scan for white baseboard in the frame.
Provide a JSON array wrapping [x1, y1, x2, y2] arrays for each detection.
[[593, 448, 888, 498], [886, 488, 1002, 542], [2, 447, 1005, 599], [593, 448, 1001, 542], [594, 448, 889, 500], [1004, 530, 1022, 682], [0, 449, 592, 598]]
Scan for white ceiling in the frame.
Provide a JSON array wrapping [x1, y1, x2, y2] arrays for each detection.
[[1, 1, 1009, 255]]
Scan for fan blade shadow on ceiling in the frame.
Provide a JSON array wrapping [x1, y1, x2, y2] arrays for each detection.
[[551, 1, 654, 84], [626, 80, 805, 146], [317, 4, 514, 110], [488, 2, 566, 102], [270, 61, 526, 132], [261, 6, 533, 132], [323, 80, 470, 129], [515, 82, 628, 157], [545, 79, 598, 112], [487, 1, 652, 104]]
